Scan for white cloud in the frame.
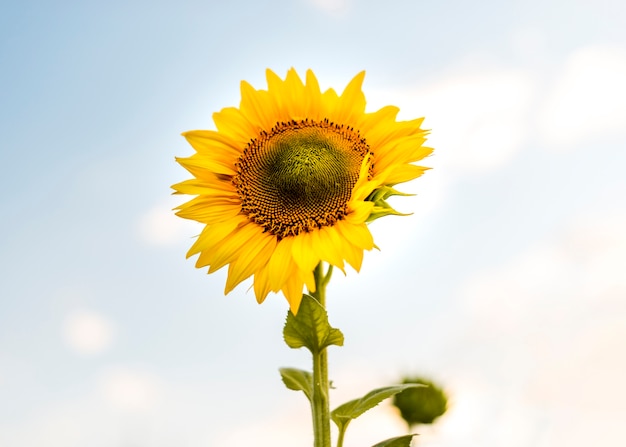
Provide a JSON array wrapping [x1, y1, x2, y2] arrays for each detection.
[[367, 43, 626, 182], [511, 28, 548, 61], [369, 68, 535, 179], [97, 366, 164, 412], [213, 404, 311, 446], [137, 199, 201, 247], [309, 0, 351, 16], [0, 406, 88, 447], [538, 45, 626, 147], [463, 211, 626, 333], [0, 367, 171, 447], [456, 211, 626, 446], [426, 379, 543, 447], [63, 310, 115, 356], [361, 66, 535, 233]]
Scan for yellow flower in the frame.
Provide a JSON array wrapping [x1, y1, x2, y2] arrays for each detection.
[[173, 69, 432, 313]]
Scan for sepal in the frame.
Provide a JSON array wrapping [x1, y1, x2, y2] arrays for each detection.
[[366, 185, 413, 222]]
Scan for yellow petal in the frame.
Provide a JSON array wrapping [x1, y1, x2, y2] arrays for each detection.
[[333, 71, 366, 125], [253, 264, 272, 304], [225, 231, 277, 293], [359, 105, 399, 135], [267, 237, 296, 291], [187, 216, 245, 259], [282, 274, 305, 314], [213, 107, 258, 144], [335, 221, 366, 271], [175, 196, 240, 225], [240, 80, 277, 130], [205, 221, 261, 273], [316, 227, 346, 272], [182, 130, 242, 158], [172, 178, 234, 196], [291, 232, 319, 273], [176, 154, 236, 177], [283, 68, 307, 119], [346, 200, 375, 224], [335, 220, 374, 251], [304, 70, 322, 120]]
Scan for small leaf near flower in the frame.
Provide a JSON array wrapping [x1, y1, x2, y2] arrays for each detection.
[[279, 367, 313, 402], [371, 434, 417, 447], [283, 294, 344, 354]]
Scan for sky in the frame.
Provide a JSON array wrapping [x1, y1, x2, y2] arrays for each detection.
[[1, 0, 625, 446]]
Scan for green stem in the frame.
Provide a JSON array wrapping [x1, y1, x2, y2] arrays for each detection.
[[310, 262, 332, 447], [312, 263, 333, 303], [336, 427, 346, 447], [312, 344, 330, 447]]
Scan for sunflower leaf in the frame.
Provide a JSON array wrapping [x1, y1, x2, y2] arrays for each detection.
[[371, 434, 417, 447], [283, 294, 344, 354], [279, 367, 313, 402], [331, 384, 423, 433]]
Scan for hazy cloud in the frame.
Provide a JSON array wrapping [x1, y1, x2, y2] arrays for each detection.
[[457, 211, 626, 446], [538, 45, 626, 148], [137, 199, 201, 247], [309, 0, 351, 16], [370, 67, 535, 179], [63, 310, 115, 356], [98, 366, 164, 412]]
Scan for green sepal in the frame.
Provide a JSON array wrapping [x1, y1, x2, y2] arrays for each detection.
[[367, 204, 410, 222], [283, 294, 344, 354], [331, 384, 423, 434], [279, 367, 313, 402], [367, 185, 413, 203], [366, 185, 414, 222], [371, 434, 417, 447]]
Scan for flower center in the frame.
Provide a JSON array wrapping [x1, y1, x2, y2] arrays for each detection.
[[234, 119, 371, 239]]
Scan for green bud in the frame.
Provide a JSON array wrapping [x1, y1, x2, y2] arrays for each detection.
[[392, 376, 448, 427]]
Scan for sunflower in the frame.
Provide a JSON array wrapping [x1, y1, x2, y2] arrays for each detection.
[[173, 69, 432, 313]]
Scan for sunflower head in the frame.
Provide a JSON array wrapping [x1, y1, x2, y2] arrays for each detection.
[[173, 69, 432, 313]]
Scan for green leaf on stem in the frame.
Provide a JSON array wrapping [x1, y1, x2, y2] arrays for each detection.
[[331, 384, 423, 433], [283, 294, 344, 353], [279, 367, 313, 402], [371, 434, 417, 447]]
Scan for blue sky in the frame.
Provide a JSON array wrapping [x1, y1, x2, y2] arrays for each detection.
[[1, 0, 626, 446]]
